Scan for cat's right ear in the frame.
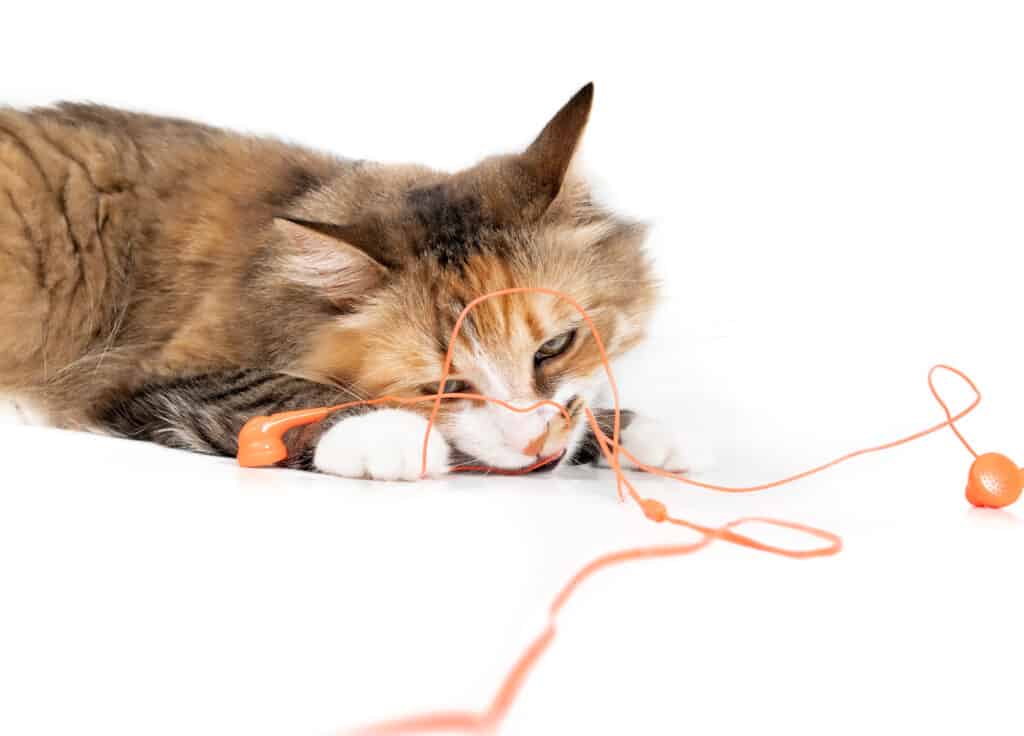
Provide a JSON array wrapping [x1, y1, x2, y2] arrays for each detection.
[[483, 83, 595, 225], [273, 217, 389, 304]]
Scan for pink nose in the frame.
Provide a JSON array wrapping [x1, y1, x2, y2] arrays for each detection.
[[522, 428, 549, 457]]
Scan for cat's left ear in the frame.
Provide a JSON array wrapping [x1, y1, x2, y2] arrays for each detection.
[[274, 217, 389, 305], [518, 82, 594, 210]]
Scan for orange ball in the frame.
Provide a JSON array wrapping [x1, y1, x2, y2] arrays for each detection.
[[965, 452, 1023, 509]]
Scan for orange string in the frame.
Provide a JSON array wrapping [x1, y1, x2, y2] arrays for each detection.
[[328, 289, 983, 735]]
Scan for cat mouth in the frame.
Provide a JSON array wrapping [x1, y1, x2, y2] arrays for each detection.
[[451, 449, 566, 475]]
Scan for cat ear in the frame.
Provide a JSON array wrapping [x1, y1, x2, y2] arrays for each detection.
[[274, 217, 388, 304], [518, 82, 594, 212]]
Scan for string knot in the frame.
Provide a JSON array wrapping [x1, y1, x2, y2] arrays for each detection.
[[640, 498, 668, 523]]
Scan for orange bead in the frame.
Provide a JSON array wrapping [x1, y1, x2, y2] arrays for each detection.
[[965, 452, 1023, 509], [639, 498, 668, 523]]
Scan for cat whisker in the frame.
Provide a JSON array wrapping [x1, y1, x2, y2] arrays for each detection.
[[91, 298, 130, 377]]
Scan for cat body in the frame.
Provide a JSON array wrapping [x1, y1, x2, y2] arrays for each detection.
[[0, 85, 699, 479]]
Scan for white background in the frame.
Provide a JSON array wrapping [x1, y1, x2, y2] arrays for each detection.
[[1, 2, 1022, 734]]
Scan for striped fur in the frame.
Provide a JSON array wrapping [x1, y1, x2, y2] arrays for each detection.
[[96, 371, 364, 469]]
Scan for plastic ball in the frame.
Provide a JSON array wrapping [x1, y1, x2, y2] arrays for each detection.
[[965, 452, 1023, 509]]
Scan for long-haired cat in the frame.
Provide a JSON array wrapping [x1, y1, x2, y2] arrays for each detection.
[[0, 83, 700, 480]]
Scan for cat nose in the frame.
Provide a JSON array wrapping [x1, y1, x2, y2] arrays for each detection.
[[522, 423, 569, 458], [522, 427, 550, 457]]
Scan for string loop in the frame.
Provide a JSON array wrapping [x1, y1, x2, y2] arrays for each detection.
[[336, 288, 984, 735]]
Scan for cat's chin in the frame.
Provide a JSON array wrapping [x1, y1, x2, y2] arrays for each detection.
[[525, 450, 566, 474], [449, 448, 568, 474]]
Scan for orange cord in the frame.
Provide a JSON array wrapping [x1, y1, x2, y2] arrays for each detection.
[[233, 288, 1015, 735]]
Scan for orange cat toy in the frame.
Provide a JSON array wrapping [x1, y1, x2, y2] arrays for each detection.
[[235, 287, 1020, 734]]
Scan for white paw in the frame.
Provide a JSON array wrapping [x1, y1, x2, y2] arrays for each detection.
[[313, 409, 450, 481], [599, 416, 715, 473]]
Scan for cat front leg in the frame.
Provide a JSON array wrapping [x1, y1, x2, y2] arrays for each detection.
[[313, 409, 450, 481], [574, 409, 715, 474], [96, 370, 449, 479]]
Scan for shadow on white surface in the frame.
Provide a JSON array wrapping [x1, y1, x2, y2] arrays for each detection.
[[1, 420, 1021, 736]]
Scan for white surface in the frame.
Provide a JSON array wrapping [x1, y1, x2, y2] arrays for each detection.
[[2, 2, 1023, 735]]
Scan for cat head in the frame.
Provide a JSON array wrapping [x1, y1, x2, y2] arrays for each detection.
[[276, 84, 658, 469]]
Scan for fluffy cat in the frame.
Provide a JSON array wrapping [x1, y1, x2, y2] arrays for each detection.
[[0, 83, 698, 479]]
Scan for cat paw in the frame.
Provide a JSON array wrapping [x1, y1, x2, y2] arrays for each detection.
[[313, 409, 450, 481], [598, 415, 714, 474]]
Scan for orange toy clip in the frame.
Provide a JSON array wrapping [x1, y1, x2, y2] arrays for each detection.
[[231, 287, 1019, 735], [237, 407, 331, 467]]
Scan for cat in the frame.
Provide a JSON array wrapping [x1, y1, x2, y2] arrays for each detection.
[[0, 83, 703, 480]]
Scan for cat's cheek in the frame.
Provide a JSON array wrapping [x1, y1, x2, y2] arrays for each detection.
[[313, 409, 450, 481], [448, 406, 538, 470]]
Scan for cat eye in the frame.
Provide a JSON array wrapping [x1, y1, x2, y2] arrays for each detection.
[[421, 379, 472, 396], [535, 329, 577, 363]]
